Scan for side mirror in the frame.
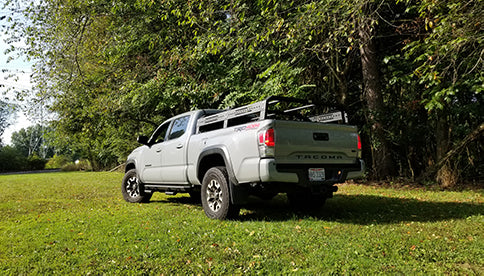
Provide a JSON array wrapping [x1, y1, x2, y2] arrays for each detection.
[[137, 135, 149, 145]]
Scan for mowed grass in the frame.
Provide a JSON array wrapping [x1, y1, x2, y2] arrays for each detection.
[[0, 172, 482, 275]]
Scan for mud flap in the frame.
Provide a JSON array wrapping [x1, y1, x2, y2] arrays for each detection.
[[228, 182, 249, 205]]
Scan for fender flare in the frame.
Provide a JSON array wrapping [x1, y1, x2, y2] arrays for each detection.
[[197, 146, 237, 184], [125, 159, 137, 173], [197, 147, 248, 205]]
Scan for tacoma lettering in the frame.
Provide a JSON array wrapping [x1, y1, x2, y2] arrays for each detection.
[[295, 155, 343, 160]]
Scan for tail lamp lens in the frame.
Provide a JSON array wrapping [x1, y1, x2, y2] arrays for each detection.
[[259, 128, 275, 147], [265, 128, 275, 147]]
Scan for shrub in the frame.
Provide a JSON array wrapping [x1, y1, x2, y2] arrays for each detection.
[[61, 159, 92, 172], [0, 146, 27, 172], [27, 154, 47, 170], [45, 154, 72, 169]]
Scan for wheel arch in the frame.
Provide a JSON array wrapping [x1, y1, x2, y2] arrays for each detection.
[[197, 147, 248, 205], [125, 161, 136, 173], [197, 147, 237, 185]]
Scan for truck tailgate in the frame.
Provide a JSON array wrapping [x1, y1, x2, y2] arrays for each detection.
[[273, 120, 359, 164]]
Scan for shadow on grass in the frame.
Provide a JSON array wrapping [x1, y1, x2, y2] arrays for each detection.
[[240, 194, 484, 223], [159, 194, 483, 224]]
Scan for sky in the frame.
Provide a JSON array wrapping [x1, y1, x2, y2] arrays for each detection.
[[1, 7, 34, 145]]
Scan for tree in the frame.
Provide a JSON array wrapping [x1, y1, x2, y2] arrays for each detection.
[[3, 0, 481, 185], [11, 124, 54, 158], [356, 1, 395, 178], [402, 0, 484, 187], [0, 101, 11, 146]]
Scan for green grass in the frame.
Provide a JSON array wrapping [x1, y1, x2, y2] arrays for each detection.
[[0, 172, 482, 275]]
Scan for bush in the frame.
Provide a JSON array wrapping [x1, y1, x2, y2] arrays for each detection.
[[45, 154, 72, 169], [0, 147, 47, 172], [61, 159, 92, 172], [0, 146, 28, 172], [27, 154, 47, 170]]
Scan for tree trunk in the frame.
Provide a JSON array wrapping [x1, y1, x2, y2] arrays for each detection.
[[358, 3, 395, 179], [435, 112, 458, 188]]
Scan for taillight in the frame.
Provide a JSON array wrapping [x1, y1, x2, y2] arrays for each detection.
[[259, 128, 275, 147], [264, 128, 275, 147], [357, 134, 362, 150], [258, 128, 275, 158]]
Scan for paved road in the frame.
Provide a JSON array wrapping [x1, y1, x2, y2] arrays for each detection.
[[0, 169, 61, 175]]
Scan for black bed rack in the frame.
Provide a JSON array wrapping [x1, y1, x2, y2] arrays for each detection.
[[196, 96, 347, 132]]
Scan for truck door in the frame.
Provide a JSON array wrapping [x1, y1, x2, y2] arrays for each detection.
[[160, 115, 190, 184], [141, 121, 170, 184]]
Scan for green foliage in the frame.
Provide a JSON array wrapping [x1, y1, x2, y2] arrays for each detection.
[[11, 124, 55, 158], [2, 0, 482, 183], [26, 153, 47, 170], [45, 154, 72, 169], [5, 0, 352, 169], [0, 146, 27, 172], [0, 146, 47, 172], [61, 159, 92, 172], [403, 0, 483, 111], [394, 0, 484, 183], [0, 172, 482, 274]]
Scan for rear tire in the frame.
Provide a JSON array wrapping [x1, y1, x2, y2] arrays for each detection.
[[121, 169, 152, 203], [201, 167, 240, 220]]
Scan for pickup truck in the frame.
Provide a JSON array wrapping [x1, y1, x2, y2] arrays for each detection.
[[122, 96, 364, 219]]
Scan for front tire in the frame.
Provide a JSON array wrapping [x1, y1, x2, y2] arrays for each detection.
[[122, 169, 152, 203], [201, 167, 239, 220]]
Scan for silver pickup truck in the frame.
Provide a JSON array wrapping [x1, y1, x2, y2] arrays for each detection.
[[122, 96, 364, 219]]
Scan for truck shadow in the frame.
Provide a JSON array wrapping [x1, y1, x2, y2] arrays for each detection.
[[161, 194, 483, 224], [235, 194, 483, 224]]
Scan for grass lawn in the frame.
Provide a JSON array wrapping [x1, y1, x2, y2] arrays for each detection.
[[0, 172, 482, 274]]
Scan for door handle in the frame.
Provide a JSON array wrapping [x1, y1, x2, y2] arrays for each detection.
[[156, 149, 162, 153], [176, 144, 183, 149]]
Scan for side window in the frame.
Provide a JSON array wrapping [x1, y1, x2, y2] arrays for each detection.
[[150, 122, 170, 144], [168, 116, 190, 140]]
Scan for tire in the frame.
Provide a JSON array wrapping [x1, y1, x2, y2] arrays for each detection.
[[121, 169, 152, 203], [201, 167, 240, 220]]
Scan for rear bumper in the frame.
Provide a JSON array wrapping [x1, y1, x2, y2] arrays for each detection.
[[346, 159, 365, 179], [259, 158, 365, 185], [259, 159, 299, 183]]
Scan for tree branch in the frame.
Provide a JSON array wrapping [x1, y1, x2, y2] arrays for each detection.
[[418, 123, 484, 182]]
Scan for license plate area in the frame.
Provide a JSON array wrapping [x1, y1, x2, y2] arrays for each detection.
[[309, 168, 325, 182]]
